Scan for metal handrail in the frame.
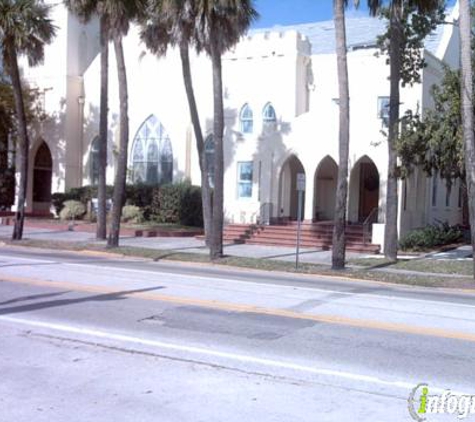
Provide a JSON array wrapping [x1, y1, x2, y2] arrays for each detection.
[[362, 207, 379, 245]]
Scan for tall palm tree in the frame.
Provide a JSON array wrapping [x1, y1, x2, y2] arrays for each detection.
[[194, 0, 258, 260], [459, 0, 475, 279], [66, 0, 145, 247], [331, 0, 351, 270], [0, 0, 56, 241], [140, 0, 213, 247], [64, 1, 111, 241]]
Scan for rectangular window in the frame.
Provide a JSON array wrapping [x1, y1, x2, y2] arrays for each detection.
[[432, 173, 438, 207], [445, 184, 451, 208], [458, 182, 463, 208], [378, 96, 390, 126], [258, 161, 262, 201], [403, 179, 407, 211], [238, 161, 253, 199]]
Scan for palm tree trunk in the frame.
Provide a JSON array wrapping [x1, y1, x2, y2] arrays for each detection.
[[383, 4, 403, 261], [209, 40, 224, 260], [8, 44, 29, 241], [97, 17, 109, 240], [179, 41, 212, 245], [332, 0, 350, 270], [459, 0, 475, 280], [108, 36, 129, 247]]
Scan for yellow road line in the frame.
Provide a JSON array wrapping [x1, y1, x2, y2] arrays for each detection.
[[2, 273, 475, 343]]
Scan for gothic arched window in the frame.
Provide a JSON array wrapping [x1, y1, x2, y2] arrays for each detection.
[[240, 103, 253, 134], [90, 136, 100, 185], [131, 115, 173, 184], [204, 135, 215, 188]]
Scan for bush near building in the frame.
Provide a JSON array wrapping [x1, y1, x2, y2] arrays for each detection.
[[52, 182, 203, 227], [59, 200, 86, 221], [153, 182, 203, 227], [399, 222, 463, 251], [0, 168, 15, 209]]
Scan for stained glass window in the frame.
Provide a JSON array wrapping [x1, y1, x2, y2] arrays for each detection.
[[131, 115, 173, 184]]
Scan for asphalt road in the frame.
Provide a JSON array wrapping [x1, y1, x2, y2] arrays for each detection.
[[1, 246, 474, 421]]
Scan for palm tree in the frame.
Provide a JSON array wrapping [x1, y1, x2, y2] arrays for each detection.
[[194, 0, 258, 260], [459, 0, 475, 279], [66, 0, 145, 247], [64, 1, 111, 241], [0, 0, 56, 241], [331, 0, 351, 270], [140, 0, 213, 247]]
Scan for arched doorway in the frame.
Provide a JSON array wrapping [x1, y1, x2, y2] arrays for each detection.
[[348, 156, 380, 223], [314, 156, 338, 221], [278, 155, 305, 221], [33, 142, 53, 213]]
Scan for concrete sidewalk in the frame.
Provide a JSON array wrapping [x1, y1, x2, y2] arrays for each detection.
[[2, 224, 471, 269], [0, 225, 365, 266]]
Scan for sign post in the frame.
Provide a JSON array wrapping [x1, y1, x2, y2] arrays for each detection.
[[295, 173, 306, 270]]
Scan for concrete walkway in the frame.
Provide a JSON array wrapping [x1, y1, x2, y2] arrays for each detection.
[[0, 225, 365, 266], [1, 224, 472, 268]]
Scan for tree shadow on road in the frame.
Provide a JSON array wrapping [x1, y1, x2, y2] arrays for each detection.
[[0, 286, 164, 316]]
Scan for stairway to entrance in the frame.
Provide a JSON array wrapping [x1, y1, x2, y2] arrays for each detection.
[[223, 221, 380, 254]]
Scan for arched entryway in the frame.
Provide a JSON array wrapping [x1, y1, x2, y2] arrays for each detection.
[[278, 155, 305, 220], [348, 156, 380, 223], [33, 142, 53, 213], [314, 156, 338, 221]]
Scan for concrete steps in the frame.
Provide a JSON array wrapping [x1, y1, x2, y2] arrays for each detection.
[[222, 222, 380, 254]]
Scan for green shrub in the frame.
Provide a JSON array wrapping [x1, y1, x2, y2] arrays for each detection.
[[0, 168, 15, 209], [152, 181, 203, 227], [59, 200, 86, 221], [121, 205, 144, 224], [399, 222, 463, 251], [125, 184, 157, 219]]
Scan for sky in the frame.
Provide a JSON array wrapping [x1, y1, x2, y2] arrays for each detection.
[[252, 0, 458, 29]]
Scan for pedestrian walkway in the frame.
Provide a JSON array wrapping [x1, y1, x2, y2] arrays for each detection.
[[0, 225, 365, 266]]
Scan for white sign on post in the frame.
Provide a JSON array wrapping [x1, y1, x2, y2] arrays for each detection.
[[296, 173, 306, 191]]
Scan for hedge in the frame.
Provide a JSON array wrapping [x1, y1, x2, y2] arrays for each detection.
[[0, 168, 15, 209], [399, 222, 463, 251], [52, 182, 203, 227], [153, 182, 203, 227]]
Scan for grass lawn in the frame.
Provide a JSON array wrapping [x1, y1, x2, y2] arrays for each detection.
[[3, 238, 475, 289]]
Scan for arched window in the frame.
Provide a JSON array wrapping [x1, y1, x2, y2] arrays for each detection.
[[90, 136, 100, 185], [262, 102, 276, 123], [204, 135, 215, 188], [131, 115, 173, 184], [262, 103, 277, 134], [240, 103, 253, 134]]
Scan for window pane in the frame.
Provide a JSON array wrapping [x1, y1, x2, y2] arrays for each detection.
[[238, 162, 253, 198], [146, 163, 159, 184], [240, 162, 253, 181], [239, 182, 252, 198], [160, 162, 173, 184]]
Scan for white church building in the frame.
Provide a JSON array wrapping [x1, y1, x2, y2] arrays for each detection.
[[17, 1, 462, 247]]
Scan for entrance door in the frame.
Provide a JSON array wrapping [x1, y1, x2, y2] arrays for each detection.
[[358, 162, 379, 222], [33, 142, 52, 213]]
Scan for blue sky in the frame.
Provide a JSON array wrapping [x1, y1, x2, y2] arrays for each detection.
[[252, 0, 457, 28]]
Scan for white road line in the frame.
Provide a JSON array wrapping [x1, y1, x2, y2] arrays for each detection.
[[0, 314, 470, 396], [2, 252, 475, 311]]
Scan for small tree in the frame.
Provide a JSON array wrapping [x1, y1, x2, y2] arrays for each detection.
[[374, 0, 445, 260]]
